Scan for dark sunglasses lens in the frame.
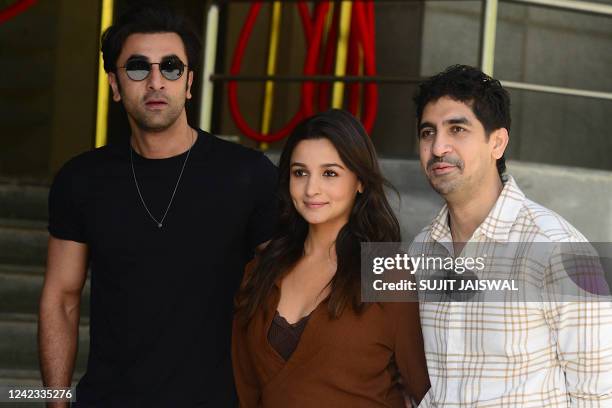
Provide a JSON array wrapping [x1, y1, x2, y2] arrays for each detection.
[[160, 59, 184, 80], [125, 60, 150, 81]]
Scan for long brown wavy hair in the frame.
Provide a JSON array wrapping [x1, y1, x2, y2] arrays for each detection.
[[236, 109, 400, 323]]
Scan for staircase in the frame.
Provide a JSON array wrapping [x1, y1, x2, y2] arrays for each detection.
[[0, 181, 89, 406]]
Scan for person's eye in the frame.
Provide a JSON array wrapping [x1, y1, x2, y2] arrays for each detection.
[[323, 170, 338, 177], [451, 126, 466, 134], [420, 129, 434, 139], [292, 169, 307, 177]]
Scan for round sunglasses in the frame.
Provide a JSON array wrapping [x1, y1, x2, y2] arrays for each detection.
[[119, 57, 188, 81]]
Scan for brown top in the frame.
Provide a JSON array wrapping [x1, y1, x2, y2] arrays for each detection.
[[267, 311, 311, 361], [232, 263, 430, 408]]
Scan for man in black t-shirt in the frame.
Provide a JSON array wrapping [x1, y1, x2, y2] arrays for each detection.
[[38, 5, 277, 407]]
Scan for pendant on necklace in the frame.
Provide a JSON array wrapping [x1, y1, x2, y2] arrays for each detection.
[[157, 223, 163, 228]]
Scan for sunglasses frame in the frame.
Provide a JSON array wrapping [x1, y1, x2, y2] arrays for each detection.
[[118, 57, 189, 81]]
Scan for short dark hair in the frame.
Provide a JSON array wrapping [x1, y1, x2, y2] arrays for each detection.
[[413, 65, 511, 176], [101, 4, 201, 74]]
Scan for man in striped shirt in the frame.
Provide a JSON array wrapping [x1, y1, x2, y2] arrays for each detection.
[[410, 65, 612, 407]]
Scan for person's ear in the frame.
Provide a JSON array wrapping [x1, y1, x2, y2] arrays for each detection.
[[185, 70, 194, 99], [491, 128, 509, 160], [108, 72, 122, 102], [357, 181, 364, 195]]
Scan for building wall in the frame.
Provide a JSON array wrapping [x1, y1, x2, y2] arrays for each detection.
[[49, 1, 102, 174], [0, 0, 100, 179], [1, 1, 60, 179]]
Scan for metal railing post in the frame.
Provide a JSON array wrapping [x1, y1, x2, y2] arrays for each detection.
[[199, 2, 220, 133], [95, 0, 114, 148], [480, 0, 499, 76]]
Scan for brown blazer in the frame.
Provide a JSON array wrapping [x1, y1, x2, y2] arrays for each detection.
[[232, 266, 430, 407]]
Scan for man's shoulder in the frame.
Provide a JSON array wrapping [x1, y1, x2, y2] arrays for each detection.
[[200, 131, 277, 192], [204, 131, 269, 167], [49, 144, 125, 206], [55, 143, 123, 178], [517, 197, 588, 242]]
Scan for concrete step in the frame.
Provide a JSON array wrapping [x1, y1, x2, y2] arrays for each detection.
[[0, 369, 84, 385], [0, 369, 42, 386], [0, 314, 89, 374], [0, 266, 90, 317], [0, 183, 49, 222], [0, 181, 87, 403], [0, 219, 49, 266], [0, 219, 47, 230], [0, 264, 44, 276]]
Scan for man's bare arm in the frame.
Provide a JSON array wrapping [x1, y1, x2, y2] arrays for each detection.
[[38, 236, 88, 405]]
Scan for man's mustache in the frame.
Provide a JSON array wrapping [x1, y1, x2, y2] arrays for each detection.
[[143, 92, 168, 102], [427, 156, 464, 170]]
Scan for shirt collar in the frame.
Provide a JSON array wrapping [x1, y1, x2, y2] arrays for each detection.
[[430, 205, 452, 243], [429, 175, 526, 243]]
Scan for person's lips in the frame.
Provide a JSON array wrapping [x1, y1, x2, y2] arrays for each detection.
[[304, 201, 328, 209], [145, 99, 168, 109], [430, 162, 457, 175]]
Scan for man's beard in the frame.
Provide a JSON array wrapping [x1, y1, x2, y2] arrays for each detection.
[[429, 176, 463, 196], [119, 86, 185, 132], [127, 99, 184, 132]]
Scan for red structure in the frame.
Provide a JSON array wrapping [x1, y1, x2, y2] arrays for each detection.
[[0, 0, 37, 25], [228, 1, 379, 143]]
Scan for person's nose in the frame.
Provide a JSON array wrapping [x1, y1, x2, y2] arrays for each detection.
[[431, 132, 453, 158], [147, 64, 165, 91], [305, 175, 321, 197]]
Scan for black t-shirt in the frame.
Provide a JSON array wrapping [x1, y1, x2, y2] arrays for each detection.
[[48, 130, 278, 407]]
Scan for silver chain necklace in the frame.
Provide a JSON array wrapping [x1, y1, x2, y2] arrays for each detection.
[[130, 130, 194, 228]]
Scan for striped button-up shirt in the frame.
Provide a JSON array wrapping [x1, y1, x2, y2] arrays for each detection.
[[411, 176, 612, 407]]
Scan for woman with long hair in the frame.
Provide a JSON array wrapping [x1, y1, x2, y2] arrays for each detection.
[[232, 109, 429, 407]]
